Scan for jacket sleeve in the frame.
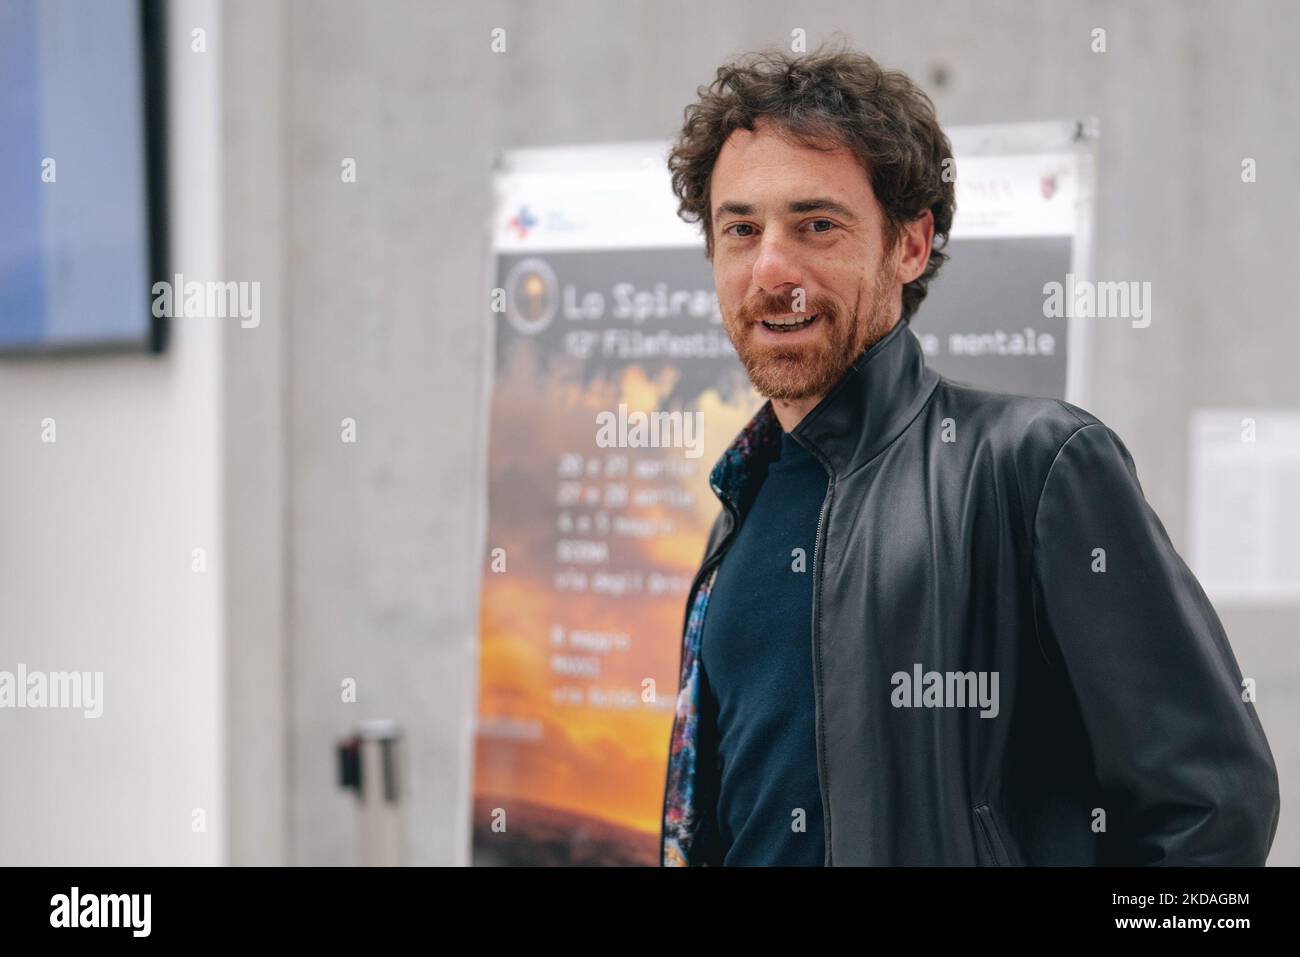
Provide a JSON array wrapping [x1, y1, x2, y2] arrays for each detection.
[[1030, 422, 1281, 864]]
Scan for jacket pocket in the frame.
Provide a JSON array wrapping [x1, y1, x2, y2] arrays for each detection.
[[973, 802, 1015, 866]]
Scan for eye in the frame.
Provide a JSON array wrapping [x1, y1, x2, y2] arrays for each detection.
[[806, 219, 837, 234], [723, 223, 757, 238]]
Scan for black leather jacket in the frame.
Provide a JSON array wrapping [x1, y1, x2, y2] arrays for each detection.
[[660, 317, 1280, 865]]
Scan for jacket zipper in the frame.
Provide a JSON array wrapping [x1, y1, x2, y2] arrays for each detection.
[[809, 463, 834, 866]]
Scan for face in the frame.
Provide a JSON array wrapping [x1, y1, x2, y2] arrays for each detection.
[[709, 118, 931, 401]]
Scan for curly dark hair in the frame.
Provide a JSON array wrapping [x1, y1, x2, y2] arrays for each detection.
[[668, 42, 956, 322]]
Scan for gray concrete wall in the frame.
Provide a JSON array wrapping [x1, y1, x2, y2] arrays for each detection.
[[221, 0, 290, 866], [259, 0, 1298, 865]]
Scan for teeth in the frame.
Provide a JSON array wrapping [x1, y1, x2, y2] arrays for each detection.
[[763, 314, 817, 328]]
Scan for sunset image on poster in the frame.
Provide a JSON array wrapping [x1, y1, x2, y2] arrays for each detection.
[[473, 297, 757, 865]]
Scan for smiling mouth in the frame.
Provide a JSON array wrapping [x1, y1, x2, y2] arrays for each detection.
[[761, 313, 820, 333]]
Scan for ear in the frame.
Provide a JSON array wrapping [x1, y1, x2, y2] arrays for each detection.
[[896, 209, 935, 284]]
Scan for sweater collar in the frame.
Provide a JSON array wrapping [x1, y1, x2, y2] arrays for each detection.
[[708, 318, 938, 513]]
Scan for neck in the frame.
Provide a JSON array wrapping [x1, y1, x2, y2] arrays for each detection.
[[771, 393, 826, 433]]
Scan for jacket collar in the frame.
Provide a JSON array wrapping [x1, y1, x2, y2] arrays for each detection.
[[709, 318, 938, 513]]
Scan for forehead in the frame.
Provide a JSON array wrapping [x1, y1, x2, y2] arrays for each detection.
[[710, 119, 875, 213]]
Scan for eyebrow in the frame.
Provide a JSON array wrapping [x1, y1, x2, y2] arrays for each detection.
[[713, 197, 859, 223]]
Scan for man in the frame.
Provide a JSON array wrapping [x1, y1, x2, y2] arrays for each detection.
[[658, 45, 1280, 866]]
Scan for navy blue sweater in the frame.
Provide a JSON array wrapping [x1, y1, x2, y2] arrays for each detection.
[[698, 428, 829, 865]]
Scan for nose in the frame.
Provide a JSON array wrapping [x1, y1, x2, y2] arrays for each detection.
[[751, 229, 802, 297]]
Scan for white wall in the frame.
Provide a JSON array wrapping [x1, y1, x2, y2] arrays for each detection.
[[0, 0, 225, 865]]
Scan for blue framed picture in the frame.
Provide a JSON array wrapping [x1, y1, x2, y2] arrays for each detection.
[[0, 0, 168, 354]]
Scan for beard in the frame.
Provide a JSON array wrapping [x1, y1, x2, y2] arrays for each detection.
[[723, 249, 900, 401]]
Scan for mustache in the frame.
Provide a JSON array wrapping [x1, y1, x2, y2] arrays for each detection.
[[738, 292, 840, 322]]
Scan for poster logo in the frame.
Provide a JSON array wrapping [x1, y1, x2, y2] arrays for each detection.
[[504, 257, 559, 336], [508, 204, 538, 240]]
